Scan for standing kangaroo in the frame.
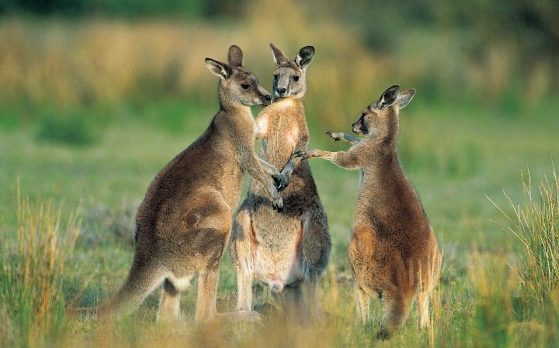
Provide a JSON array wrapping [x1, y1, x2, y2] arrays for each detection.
[[98, 45, 286, 322], [230, 44, 331, 321], [296, 86, 442, 338]]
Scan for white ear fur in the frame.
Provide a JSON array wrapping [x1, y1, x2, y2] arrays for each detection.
[[270, 43, 289, 66], [295, 46, 315, 69], [205, 58, 230, 80], [396, 89, 416, 109], [377, 85, 400, 109]]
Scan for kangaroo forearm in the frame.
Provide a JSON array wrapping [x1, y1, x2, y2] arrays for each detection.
[[280, 156, 301, 178], [257, 158, 281, 176], [315, 150, 362, 170], [245, 160, 272, 188], [338, 133, 360, 145], [327, 131, 361, 145], [282, 136, 307, 176], [243, 155, 279, 198]]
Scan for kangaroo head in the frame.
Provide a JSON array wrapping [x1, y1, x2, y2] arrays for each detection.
[[269, 43, 315, 99], [352, 85, 415, 141], [205, 45, 272, 108]]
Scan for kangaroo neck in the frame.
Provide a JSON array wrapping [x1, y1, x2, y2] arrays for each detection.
[[273, 94, 304, 104], [218, 101, 251, 115], [268, 97, 304, 120], [210, 105, 254, 143], [362, 147, 405, 189]]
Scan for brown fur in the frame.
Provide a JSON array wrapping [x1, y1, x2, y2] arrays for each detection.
[[230, 44, 331, 322], [297, 85, 442, 338], [97, 45, 284, 323]]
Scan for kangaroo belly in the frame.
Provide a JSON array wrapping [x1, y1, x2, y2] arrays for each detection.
[[251, 210, 305, 292]]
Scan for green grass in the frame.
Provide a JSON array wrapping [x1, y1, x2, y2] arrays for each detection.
[[1, 99, 558, 347], [0, 188, 81, 348]]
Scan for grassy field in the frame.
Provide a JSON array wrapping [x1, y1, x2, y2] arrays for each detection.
[[1, 7, 559, 347], [1, 95, 558, 347]]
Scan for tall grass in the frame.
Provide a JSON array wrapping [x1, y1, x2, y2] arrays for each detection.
[[490, 169, 559, 303], [489, 167, 559, 345], [0, 184, 82, 348]]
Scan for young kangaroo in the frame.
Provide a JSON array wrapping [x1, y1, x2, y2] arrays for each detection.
[[98, 45, 286, 322], [230, 44, 331, 322], [296, 86, 442, 338]]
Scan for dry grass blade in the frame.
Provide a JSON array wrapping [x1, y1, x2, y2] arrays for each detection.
[[0, 181, 82, 346], [489, 166, 559, 306]]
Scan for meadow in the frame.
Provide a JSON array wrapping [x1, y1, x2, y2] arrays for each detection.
[[1, 3, 559, 347]]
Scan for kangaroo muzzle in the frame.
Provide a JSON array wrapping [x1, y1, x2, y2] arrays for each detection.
[[352, 116, 368, 135], [258, 86, 272, 106], [274, 75, 290, 98]]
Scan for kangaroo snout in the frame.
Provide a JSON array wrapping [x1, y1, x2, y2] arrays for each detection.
[[351, 120, 361, 134], [258, 86, 272, 106], [275, 86, 289, 98]]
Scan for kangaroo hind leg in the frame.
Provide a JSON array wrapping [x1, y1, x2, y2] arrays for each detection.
[[231, 206, 256, 313], [157, 275, 193, 322]]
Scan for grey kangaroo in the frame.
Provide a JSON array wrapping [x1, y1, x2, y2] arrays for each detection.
[[230, 44, 331, 322], [296, 86, 442, 338], [98, 45, 286, 322]]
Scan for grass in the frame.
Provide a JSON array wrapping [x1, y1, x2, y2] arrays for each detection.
[[488, 168, 559, 346], [0, 96, 558, 347], [0, 11, 558, 347], [0, 184, 81, 348]]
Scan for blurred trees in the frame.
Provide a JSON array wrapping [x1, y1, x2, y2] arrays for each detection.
[[0, 0, 240, 17], [0, 0, 558, 123], [2, 0, 557, 60]]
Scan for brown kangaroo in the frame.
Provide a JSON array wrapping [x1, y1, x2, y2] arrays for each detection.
[[98, 45, 286, 323], [230, 44, 331, 322], [296, 85, 442, 338]]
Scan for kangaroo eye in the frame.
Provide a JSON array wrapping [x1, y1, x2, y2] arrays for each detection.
[[273, 74, 279, 81], [241, 84, 250, 90], [292, 75, 300, 82]]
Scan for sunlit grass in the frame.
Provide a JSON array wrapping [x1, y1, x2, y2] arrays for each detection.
[[489, 168, 559, 345], [0, 183, 82, 347]]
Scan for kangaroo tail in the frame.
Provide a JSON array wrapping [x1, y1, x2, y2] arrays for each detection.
[[97, 256, 165, 319]]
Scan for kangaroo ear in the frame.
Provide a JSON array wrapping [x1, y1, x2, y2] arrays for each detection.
[[295, 46, 315, 69], [376, 85, 400, 110], [205, 58, 232, 80], [227, 45, 243, 67], [396, 89, 415, 109], [270, 43, 289, 66]]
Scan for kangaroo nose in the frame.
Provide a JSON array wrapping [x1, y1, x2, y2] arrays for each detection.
[[276, 87, 286, 94]]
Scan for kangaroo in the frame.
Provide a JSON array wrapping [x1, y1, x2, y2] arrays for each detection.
[[98, 45, 287, 323], [230, 44, 331, 322], [296, 85, 442, 338]]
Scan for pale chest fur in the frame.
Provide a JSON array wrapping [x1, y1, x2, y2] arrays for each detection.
[[255, 99, 305, 168]]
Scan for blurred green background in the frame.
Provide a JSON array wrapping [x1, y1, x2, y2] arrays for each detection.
[[0, 1, 558, 346]]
